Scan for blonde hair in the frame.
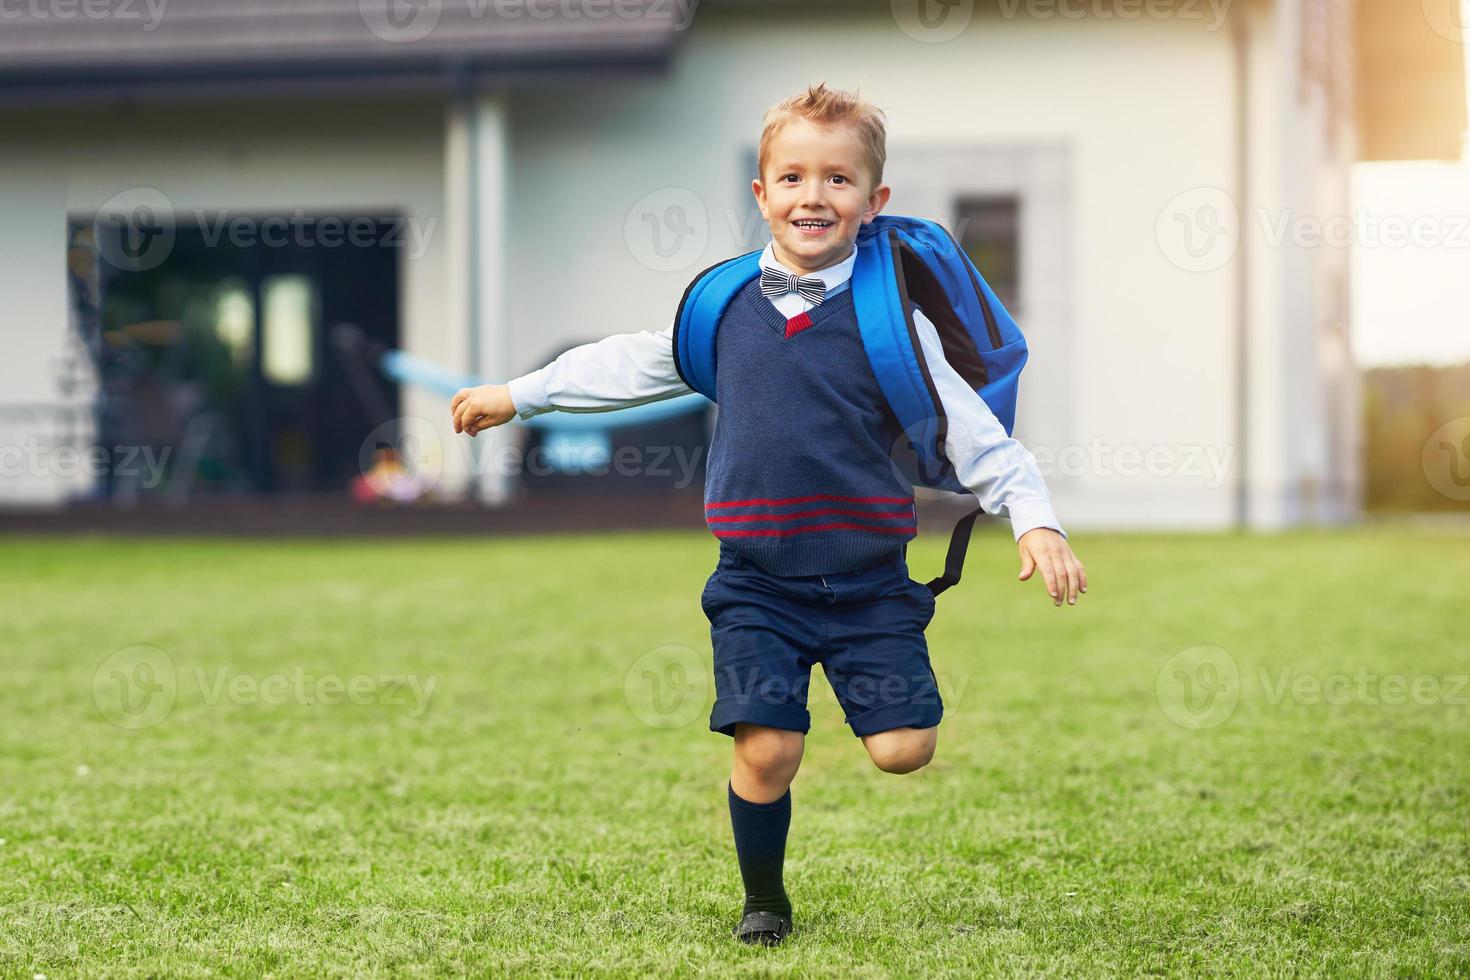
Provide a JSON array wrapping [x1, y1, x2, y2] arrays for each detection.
[[757, 82, 888, 190]]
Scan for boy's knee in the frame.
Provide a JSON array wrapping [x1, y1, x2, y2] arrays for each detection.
[[865, 727, 937, 774], [733, 724, 804, 779], [872, 746, 934, 774]]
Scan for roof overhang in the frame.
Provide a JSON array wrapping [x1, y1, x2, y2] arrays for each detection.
[[0, 0, 690, 101]]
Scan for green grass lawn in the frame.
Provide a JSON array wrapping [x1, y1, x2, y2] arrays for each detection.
[[1, 526, 1466, 977]]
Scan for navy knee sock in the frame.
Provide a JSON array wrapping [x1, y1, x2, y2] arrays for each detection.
[[727, 782, 793, 919]]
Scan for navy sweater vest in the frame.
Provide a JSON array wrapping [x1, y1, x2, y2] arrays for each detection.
[[703, 278, 917, 577]]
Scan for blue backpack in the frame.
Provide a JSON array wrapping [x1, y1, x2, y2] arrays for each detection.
[[673, 214, 1028, 595]]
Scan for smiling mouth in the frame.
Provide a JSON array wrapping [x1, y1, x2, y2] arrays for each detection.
[[791, 219, 834, 232]]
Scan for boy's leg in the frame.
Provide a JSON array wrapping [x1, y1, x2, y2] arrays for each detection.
[[860, 724, 938, 774], [728, 723, 801, 923], [732, 722, 804, 802], [819, 554, 945, 761], [701, 552, 823, 939]]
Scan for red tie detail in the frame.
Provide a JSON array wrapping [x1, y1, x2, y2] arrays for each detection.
[[784, 312, 814, 339]]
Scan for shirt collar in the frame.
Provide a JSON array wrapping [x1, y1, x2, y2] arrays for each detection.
[[758, 241, 856, 291]]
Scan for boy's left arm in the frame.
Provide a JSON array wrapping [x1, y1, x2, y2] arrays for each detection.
[[911, 311, 1087, 607]]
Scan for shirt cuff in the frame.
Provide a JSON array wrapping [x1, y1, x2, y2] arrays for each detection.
[[506, 371, 550, 420], [1007, 498, 1067, 543]]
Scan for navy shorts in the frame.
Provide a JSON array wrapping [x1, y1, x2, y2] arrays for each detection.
[[700, 546, 943, 738]]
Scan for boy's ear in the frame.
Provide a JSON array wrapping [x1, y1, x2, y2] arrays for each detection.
[[751, 178, 769, 222], [861, 182, 892, 225]]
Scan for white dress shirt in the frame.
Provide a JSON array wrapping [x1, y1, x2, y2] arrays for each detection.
[[507, 242, 1066, 542]]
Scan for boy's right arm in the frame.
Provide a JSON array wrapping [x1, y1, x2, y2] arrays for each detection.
[[452, 321, 691, 436]]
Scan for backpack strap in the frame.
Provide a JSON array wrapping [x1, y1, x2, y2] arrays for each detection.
[[851, 227, 954, 488], [925, 505, 986, 597], [853, 227, 994, 598], [673, 250, 762, 400]]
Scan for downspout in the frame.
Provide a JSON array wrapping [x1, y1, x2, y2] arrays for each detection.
[[456, 74, 485, 499], [1232, 5, 1252, 529]]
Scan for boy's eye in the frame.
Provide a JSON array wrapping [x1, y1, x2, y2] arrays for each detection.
[[831, 175, 848, 184]]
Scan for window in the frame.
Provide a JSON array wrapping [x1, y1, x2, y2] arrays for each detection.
[[261, 275, 317, 386], [953, 196, 1021, 314]]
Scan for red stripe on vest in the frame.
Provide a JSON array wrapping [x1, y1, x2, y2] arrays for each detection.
[[707, 493, 913, 510], [707, 507, 915, 524], [783, 312, 814, 339], [713, 522, 917, 538]]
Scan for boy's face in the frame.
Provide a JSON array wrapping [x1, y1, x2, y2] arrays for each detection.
[[752, 117, 891, 277]]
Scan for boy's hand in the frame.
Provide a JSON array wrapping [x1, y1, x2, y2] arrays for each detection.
[[1017, 528, 1087, 607], [451, 384, 517, 437]]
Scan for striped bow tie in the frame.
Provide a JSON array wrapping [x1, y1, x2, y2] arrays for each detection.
[[759, 266, 827, 305]]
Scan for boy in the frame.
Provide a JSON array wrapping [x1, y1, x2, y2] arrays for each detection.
[[450, 83, 1087, 947]]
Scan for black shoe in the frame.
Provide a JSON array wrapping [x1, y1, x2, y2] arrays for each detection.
[[733, 909, 793, 946]]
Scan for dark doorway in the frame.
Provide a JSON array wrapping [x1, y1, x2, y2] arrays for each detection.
[[68, 214, 401, 500]]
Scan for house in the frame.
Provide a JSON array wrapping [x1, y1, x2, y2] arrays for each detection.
[[0, 0, 1461, 530]]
